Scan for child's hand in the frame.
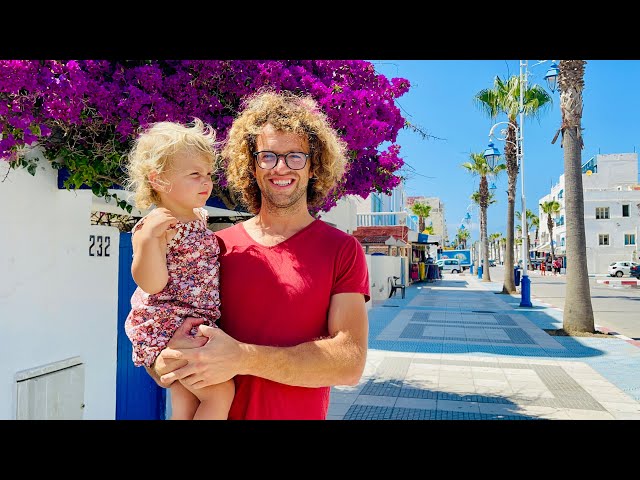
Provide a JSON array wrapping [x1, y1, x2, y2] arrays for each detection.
[[141, 207, 178, 239], [169, 317, 209, 349]]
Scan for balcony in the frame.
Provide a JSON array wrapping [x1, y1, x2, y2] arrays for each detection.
[[356, 211, 419, 232]]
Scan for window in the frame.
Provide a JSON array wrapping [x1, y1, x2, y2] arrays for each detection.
[[561, 237, 565, 246], [625, 233, 636, 246], [598, 234, 610, 246], [558, 189, 564, 199], [595, 207, 609, 219], [622, 204, 629, 217]]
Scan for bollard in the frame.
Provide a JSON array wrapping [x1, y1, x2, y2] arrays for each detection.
[[514, 267, 521, 287], [477, 265, 483, 279]]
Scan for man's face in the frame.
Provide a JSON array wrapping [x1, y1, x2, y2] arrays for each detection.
[[253, 124, 311, 213]]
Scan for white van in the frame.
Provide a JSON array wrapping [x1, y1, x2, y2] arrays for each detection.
[[436, 258, 462, 274]]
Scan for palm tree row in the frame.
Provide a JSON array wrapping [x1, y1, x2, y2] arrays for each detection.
[[461, 153, 505, 282], [468, 61, 594, 334], [474, 75, 552, 293]]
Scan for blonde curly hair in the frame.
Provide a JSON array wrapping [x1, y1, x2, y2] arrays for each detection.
[[125, 118, 218, 210], [222, 89, 347, 214]]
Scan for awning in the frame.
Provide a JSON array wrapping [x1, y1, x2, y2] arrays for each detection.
[[414, 234, 441, 245], [532, 242, 551, 252]]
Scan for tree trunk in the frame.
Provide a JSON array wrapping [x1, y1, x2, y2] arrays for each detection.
[[500, 122, 518, 293], [502, 176, 516, 292], [559, 60, 595, 333]]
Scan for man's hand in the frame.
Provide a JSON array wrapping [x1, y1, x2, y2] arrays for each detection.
[[159, 324, 245, 389], [151, 317, 209, 386]]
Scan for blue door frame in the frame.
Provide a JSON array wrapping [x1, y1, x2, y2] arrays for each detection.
[[115, 232, 166, 420]]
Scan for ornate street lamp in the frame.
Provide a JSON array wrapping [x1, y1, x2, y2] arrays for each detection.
[[483, 60, 558, 308], [544, 62, 560, 93], [483, 142, 501, 169]]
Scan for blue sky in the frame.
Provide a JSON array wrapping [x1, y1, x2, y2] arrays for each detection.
[[369, 60, 640, 243]]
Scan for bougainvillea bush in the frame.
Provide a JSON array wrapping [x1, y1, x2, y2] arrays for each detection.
[[0, 60, 410, 214]]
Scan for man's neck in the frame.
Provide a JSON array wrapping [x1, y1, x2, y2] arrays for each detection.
[[248, 204, 315, 238]]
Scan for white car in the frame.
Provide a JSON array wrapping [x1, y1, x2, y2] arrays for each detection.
[[437, 258, 462, 274], [608, 261, 639, 277]]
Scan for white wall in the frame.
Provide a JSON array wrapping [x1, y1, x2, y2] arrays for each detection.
[[0, 155, 119, 419], [365, 254, 403, 302], [537, 154, 640, 274], [319, 195, 358, 234], [584, 190, 640, 273]]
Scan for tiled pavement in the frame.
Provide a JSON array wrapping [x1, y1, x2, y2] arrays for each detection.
[[328, 273, 640, 420]]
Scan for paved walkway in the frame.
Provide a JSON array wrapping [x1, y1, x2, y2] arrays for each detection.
[[328, 273, 640, 420]]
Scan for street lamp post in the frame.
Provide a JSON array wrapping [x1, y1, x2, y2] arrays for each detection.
[[483, 60, 558, 308]]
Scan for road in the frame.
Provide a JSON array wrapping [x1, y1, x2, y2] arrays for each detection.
[[479, 265, 640, 340]]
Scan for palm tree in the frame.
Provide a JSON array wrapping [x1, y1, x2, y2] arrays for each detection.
[[457, 228, 470, 249], [463, 152, 505, 282], [489, 232, 501, 263], [411, 201, 432, 233], [556, 60, 594, 333], [530, 215, 540, 250], [475, 75, 553, 293], [471, 190, 498, 281], [516, 208, 537, 269], [540, 200, 561, 260]]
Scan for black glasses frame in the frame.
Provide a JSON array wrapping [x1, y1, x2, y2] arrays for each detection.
[[253, 151, 310, 170]]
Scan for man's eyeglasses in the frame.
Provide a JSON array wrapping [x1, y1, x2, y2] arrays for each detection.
[[253, 151, 310, 170]]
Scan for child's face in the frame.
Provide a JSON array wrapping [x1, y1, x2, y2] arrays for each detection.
[[156, 151, 214, 211]]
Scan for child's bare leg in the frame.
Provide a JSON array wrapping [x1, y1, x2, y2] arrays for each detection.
[[169, 381, 199, 420], [188, 379, 235, 420]]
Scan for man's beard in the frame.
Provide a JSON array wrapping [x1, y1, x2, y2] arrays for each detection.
[[260, 177, 308, 215]]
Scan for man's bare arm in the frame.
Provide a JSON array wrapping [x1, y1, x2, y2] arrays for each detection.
[[159, 293, 368, 389]]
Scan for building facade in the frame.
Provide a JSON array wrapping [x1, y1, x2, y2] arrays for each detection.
[[537, 153, 640, 274], [406, 196, 449, 245]]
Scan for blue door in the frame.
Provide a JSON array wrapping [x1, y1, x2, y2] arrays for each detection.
[[116, 232, 166, 420]]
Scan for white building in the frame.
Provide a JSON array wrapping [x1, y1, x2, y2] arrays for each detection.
[[406, 196, 449, 244], [537, 153, 640, 274], [318, 195, 359, 234]]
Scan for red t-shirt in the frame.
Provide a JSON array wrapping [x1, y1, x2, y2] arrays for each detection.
[[215, 219, 370, 420]]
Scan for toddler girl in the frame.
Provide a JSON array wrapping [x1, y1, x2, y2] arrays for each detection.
[[124, 119, 234, 420]]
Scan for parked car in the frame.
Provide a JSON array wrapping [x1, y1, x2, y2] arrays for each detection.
[[436, 258, 462, 274], [630, 263, 640, 279], [608, 261, 640, 277]]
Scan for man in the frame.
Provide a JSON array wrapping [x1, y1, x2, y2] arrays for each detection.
[[147, 90, 370, 420]]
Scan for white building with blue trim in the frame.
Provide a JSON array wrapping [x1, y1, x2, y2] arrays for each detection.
[[537, 153, 639, 274]]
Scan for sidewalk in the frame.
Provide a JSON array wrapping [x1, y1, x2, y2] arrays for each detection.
[[328, 273, 640, 420]]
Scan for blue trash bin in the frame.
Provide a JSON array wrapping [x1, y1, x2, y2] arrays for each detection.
[[514, 267, 521, 286]]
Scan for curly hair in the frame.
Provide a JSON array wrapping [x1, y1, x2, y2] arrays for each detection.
[[222, 89, 347, 214], [124, 118, 218, 210]]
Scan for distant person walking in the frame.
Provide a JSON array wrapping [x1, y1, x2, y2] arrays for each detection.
[[553, 257, 561, 275], [540, 259, 546, 276]]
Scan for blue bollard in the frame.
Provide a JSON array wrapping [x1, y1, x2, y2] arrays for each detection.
[[519, 274, 532, 307], [514, 267, 521, 286], [477, 265, 483, 278]]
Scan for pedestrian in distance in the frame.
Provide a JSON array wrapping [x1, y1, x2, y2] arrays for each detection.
[[148, 89, 371, 420], [553, 257, 561, 275], [124, 119, 235, 420], [540, 259, 546, 276]]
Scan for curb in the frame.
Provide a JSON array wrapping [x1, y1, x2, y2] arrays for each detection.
[[596, 279, 639, 286]]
